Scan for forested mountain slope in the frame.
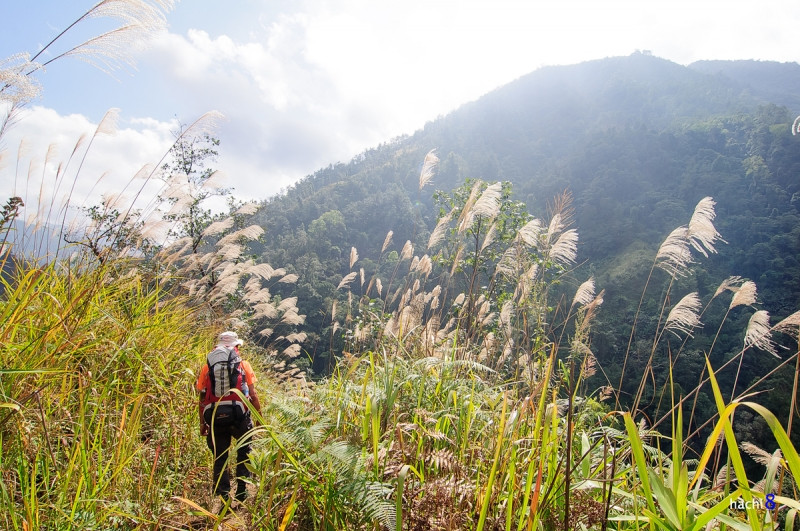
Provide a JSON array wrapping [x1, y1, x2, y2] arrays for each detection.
[[249, 54, 800, 435], [689, 58, 800, 110]]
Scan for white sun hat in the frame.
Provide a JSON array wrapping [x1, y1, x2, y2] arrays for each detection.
[[217, 331, 244, 348]]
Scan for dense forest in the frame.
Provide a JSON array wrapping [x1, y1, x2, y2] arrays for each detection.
[[2, 5, 800, 527]]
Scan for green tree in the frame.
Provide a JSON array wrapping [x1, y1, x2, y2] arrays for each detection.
[[160, 127, 228, 253]]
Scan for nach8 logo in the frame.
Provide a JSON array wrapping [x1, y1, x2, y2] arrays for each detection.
[[729, 493, 778, 511]]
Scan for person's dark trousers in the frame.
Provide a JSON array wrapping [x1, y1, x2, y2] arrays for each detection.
[[206, 416, 253, 502]]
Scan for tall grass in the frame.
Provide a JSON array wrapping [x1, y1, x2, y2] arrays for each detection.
[[0, 253, 216, 529], [3, 6, 800, 525], [233, 158, 800, 530], [3, 133, 799, 529]]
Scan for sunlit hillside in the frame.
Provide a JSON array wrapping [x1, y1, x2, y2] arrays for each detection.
[[2, 3, 800, 530]]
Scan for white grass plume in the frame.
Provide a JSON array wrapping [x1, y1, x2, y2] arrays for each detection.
[[546, 213, 565, 245], [201, 170, 227, 191], [217, 225, 264, 246], [409, 256, 420, 273], [549, 228, 579, 266], [282, 344, 302, 358], [656, 197, 723, 278], [418, 149, 438, 190], [285, 331, 307, 344], [202, 217, 234, 237], [518, 218, 544, 248], [664, 292, 702, 337], [481, 221, 497, 252], [254, 303, 278, 320], [428, 209, 453, 249], [687, 197, 723, 257], [496, 247, 520, 278], [741, 442, 782, 469], [400, 240, 414, 261], [96, 107, 120, 136], [0, 54, 41, 106], [45, 1, 175, 75], [416, 255, 433, 276], [744, 310, 779, 357], [235, 202, 258, 216], [714, 276, 744, 299], [248, 263, 275, 280], [280, 309, 305, 326], [381, 230, 393, 253], [773, 310, 800, 337], [349, 246, 358, 269], [500, 300, 514, 333], [337, 272, 357, 290], [730, 280, 757, 309], [277, 296, 298, 312], [656, 227, 693, 278], [457, 180, 483, 234], [472, 182, 502, 219], [572, 277, 596, 308]]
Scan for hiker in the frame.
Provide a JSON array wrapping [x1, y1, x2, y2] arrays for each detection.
[[196, 331, 262, 505]]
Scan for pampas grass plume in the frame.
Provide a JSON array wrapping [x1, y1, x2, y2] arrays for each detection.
[[572, 277, 595, 308], [656, 227, 693, 278], [664, 292, 702, 337], [729, 280, 757, 309], [714, 275, 743, 298], [688, 196, 723, 257], [235, 202, 258, 216], [745, 310, 779, 357], [774, 310, 800, 337], [418, 149, 438, 190], [400, 240, 413, 261], [549, 228, 578, 266], [202, 217, 234, 237], [337, 272, 357, 290], [381, 230, 393, 253], [428, 210, 453, 249], [349, 246, 358, 269], [472, 182, 502, 219]]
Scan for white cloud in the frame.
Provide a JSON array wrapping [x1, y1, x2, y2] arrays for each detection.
[[0, 105, 176, 224]]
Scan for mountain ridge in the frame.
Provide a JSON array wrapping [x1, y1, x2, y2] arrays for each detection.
[[250, 54, 800, 399]]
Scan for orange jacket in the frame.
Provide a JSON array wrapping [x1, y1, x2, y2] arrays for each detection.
[[195, 359, 257, 392]]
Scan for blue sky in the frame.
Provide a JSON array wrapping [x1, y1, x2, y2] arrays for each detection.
[[2, 0, 800, 217]]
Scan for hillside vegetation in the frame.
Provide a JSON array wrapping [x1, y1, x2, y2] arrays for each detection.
[[2, 4, 800, 529], [249, 54, 800, 458]]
